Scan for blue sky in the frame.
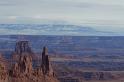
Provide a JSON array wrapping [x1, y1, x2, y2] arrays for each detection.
[[0, 0, 124, 34]]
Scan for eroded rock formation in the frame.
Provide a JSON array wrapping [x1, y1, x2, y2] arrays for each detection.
[[41, 47, 54, 76], [8, 41, 59, 82], [15, 41, 32, 55], [0, 54, 8, 82], [11, 53, 33, 77]]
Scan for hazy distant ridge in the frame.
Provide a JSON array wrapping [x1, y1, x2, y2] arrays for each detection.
[[0, 24, 118, 36]]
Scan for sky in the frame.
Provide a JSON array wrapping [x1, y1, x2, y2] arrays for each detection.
[[0, 0, 124, 34]]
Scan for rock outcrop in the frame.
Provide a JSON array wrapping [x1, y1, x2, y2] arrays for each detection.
[[41, 47, 54, 76], [0, 54, 8, 82], [10, 53, 33, 77], [8, 41, 59, 82], [15, 41, 32, 55], [12, 41, 37, 62]]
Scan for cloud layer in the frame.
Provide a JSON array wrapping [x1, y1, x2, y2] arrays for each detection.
[[0, 0, 124, 33]]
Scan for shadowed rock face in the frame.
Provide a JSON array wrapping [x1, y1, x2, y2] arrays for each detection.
[[42, 47, 50, 75], [15, 41, 32, 55], [12, 41, 36, 62], [41, 47, 54, 76]]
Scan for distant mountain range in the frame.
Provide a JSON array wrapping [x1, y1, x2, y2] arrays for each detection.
[[0, 24, 119, 36]]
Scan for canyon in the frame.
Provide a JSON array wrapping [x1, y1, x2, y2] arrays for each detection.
[[0, 35, 124, 82]]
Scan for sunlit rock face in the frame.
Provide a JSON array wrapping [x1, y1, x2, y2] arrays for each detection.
[[0, 54, 8, 82], [11, 53, 33, 77]]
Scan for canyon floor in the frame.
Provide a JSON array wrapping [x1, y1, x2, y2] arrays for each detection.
[[0, 35, 124, 82]]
